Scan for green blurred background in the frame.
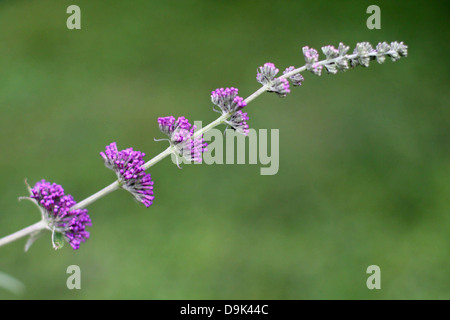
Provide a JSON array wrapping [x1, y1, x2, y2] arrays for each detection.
[[0, 0, 448, 300]]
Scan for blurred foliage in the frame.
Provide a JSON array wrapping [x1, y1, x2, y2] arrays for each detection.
[[0, 0, 448, 299]]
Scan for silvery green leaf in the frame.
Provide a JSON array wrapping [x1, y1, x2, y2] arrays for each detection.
[[24, 230, 45, 252], [322, 45, 339, 60], [389, 41, 408, 61], [52, 230, 65, 250], [375, 42, 390, 64], [0, 272, 25, 296], [338, 42, 350, 56], [337, 59, 349, 71], [324, 63, 338, 74]]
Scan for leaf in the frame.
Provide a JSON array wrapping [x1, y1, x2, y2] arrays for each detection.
[[24, 230, 45, 252], [52, 231, 65, 250], [0, 272, 25, 295]]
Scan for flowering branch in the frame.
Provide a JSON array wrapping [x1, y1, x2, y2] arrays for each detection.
[[0, 41, 408, 251]]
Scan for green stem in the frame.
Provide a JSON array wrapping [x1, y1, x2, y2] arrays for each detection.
[[0, 220, 48, 248]]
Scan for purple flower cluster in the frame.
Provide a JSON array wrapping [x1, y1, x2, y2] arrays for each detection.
[[210, 87, 250, 136], [272, 78, 290, 97], [30, 179, 91, 250], [256, 62, 291, 97], [100, 142, 154, 207], [158, 116, 208, 163], [211, 87, 247, 113], [256, 63, 279, 84], [227, 110, 249, 135], [302, 46, 323, 76], [283, 66, 304, 86]]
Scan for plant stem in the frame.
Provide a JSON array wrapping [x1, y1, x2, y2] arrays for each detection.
[[143, 146, 173, 170], [0, 220, 48, 248], [70, 180, 121, 210], [192, 112, 229, 139]]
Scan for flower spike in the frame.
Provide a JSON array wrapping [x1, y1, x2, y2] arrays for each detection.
[[29, 180, 92, 250], [100, 142, 154, 207]]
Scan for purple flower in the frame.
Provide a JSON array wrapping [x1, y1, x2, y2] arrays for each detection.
[[302, 46, 323, 75], [283, 66, 304, 86], [158, 115, 176, 136], [210, 87, 251, 135], [321, 45, 342, 74], [256, 62, 279, 84], [321, 45, 340, 60], [225, 110, 249, 135], [211, 87, 247, 114], [158, 116, 208, 164], [256, 62, 291, 97], [30, 179, 91, 250], [270, 78, 290, 97], [100, 142, 154, 207]]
